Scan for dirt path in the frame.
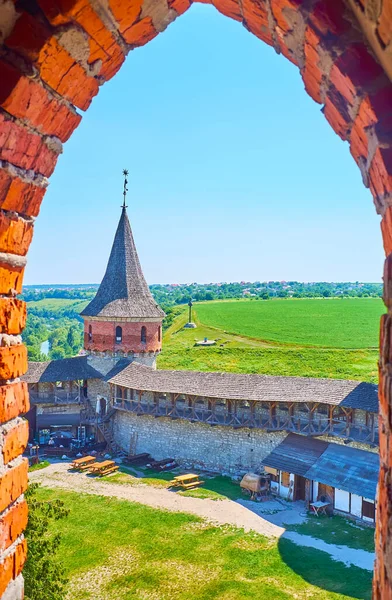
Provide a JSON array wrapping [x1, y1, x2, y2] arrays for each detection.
[[30, 462, 282, 538], [30, 462, 375, 571]]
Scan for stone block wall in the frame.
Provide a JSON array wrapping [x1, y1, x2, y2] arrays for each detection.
[[113, 410, 287, 473], [0, 0, 390, 596]]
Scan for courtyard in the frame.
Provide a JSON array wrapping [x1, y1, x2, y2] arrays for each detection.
[[30, 462, 375, 599]]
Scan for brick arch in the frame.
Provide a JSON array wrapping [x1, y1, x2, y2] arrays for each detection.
[[0, 1, 391, 598]]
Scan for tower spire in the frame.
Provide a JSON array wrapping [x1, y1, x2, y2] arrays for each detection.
[[122, 169, 129, 210]]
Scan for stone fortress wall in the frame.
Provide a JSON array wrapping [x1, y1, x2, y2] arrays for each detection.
[[114, 410, 293, 473]]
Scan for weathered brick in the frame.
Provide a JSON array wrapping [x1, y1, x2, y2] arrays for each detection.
[[302, 27, 323, 104], [322, 91, 351, 140], [0, 552, 14, 597], [0, 60, 81, 143], [0, 170, 46, 218], [309, 0, 351, 36], [0, 459, 28, 513], [13, 539, 27, 579], [0, 500, 28, 552], [0, 213, 33, 257], [0, 299, 26, 336], [2, 421, 29, 465], [0, 263, 25, 296], [369, 147, 392, 198], [122, 17, 158, 46], [108, 0, 143, 38], [378, 1, 392, 47], [329, 44, 384, 108], [0, 383, 29, 424], [0, 113, 59, 178], [0, 539, 28, 594], [242, 0, 273, 45], [84, 320, 162, 354], [270, 0, 301, 34], [0, 346, 27, 381], [38, 0, 125, 82], [211, 0, 241, 21], [382, 207, 392, 256], [168, 0, 192, 16], [5, 10, 52, 63], [37, 37, 99, 110]]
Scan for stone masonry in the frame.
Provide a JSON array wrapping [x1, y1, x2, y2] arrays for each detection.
[[0, 1, 391, 597], [114, 410, 288, 473]]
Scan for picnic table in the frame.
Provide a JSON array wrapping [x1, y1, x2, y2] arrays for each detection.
[[71, 456, 96, 471], [169, 473, 204, 490], [88, 460, 119, 477], [310, 500, 330, 516]]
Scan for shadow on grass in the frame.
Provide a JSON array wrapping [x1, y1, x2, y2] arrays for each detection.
[[278, 538, 372, 600]]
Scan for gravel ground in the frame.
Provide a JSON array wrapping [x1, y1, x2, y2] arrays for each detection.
[[30, 461, 375, 571]]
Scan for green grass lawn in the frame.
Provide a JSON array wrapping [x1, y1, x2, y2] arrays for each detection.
[[37, 487, 372, 600], [195, 299, 384, 349], [157, 300, 380, 382], [158, 345, 378, 382], [102, 469, 243, 500], [285, 514, 375, 553], [28, 460, 50, 472]]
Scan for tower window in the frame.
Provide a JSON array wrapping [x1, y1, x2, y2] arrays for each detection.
[[116, 326, 122, 344], [88, 325, 92, 342], [158, 326, 161, 342], [141, 326, 147, 344]]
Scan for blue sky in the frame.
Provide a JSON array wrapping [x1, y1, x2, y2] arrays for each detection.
[[24, 4, 384, 285]]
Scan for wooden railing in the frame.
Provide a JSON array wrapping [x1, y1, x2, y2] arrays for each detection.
[[111, 395, 378, 446], [29, 391, 81, 404]]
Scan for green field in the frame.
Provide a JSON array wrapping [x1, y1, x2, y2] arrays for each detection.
[[27, 298, 88, 312], [158, 299, 382, 382], [195, 299, 384, 349], [37, 487, 372, 600]]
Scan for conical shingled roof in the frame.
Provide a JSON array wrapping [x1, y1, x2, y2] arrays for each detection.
[[81, 207, 165, 319]]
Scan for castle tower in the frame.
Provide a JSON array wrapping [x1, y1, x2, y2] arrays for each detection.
[[81, 172, 165, 372]]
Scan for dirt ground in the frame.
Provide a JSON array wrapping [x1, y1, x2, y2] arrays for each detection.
[[30, 461, 375, 571]]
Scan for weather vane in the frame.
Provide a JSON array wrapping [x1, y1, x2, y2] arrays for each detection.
[[122, 169, 129, 209]]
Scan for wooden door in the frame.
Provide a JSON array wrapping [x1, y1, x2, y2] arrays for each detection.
[[294, 475, 307, 501]]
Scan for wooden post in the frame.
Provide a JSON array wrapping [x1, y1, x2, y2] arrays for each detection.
[[329, 405, 334, 433]]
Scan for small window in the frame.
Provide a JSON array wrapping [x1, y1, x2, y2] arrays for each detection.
[[281, 472, 290, 487], [130, 389, 134, 401], [158, 326, 161, 342], [115, 326, 122, 344], [141, 326, 147, 343], [362, 499, 375, 520], [88, 325, 92, 342]]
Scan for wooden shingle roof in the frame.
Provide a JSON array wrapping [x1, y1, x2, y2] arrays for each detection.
[[22, 356, 103, 383], [81, 207, 165, 319], [108, 363, 378, 411]]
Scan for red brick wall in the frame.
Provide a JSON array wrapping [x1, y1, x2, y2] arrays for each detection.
[[0, 0, 390, 597], [84, 320, 162, 354]]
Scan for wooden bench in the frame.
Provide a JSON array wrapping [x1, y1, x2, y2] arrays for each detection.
[[169, 474, 204, 490], [181, 480, 204, 489], [79, 463, 96, 471], [98, 465, 119, 477]]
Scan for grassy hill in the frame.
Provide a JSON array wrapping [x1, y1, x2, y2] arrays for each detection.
[[158, 298, 383, 382], [195, 298, 384, 349], [27, 298, 89, 312]]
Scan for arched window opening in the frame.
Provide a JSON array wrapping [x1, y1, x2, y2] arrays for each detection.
[[141, 326, 147, 344], [116, 326, 122, 344], [88, 325, 92, 342], [158, 326, 161, 342]]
